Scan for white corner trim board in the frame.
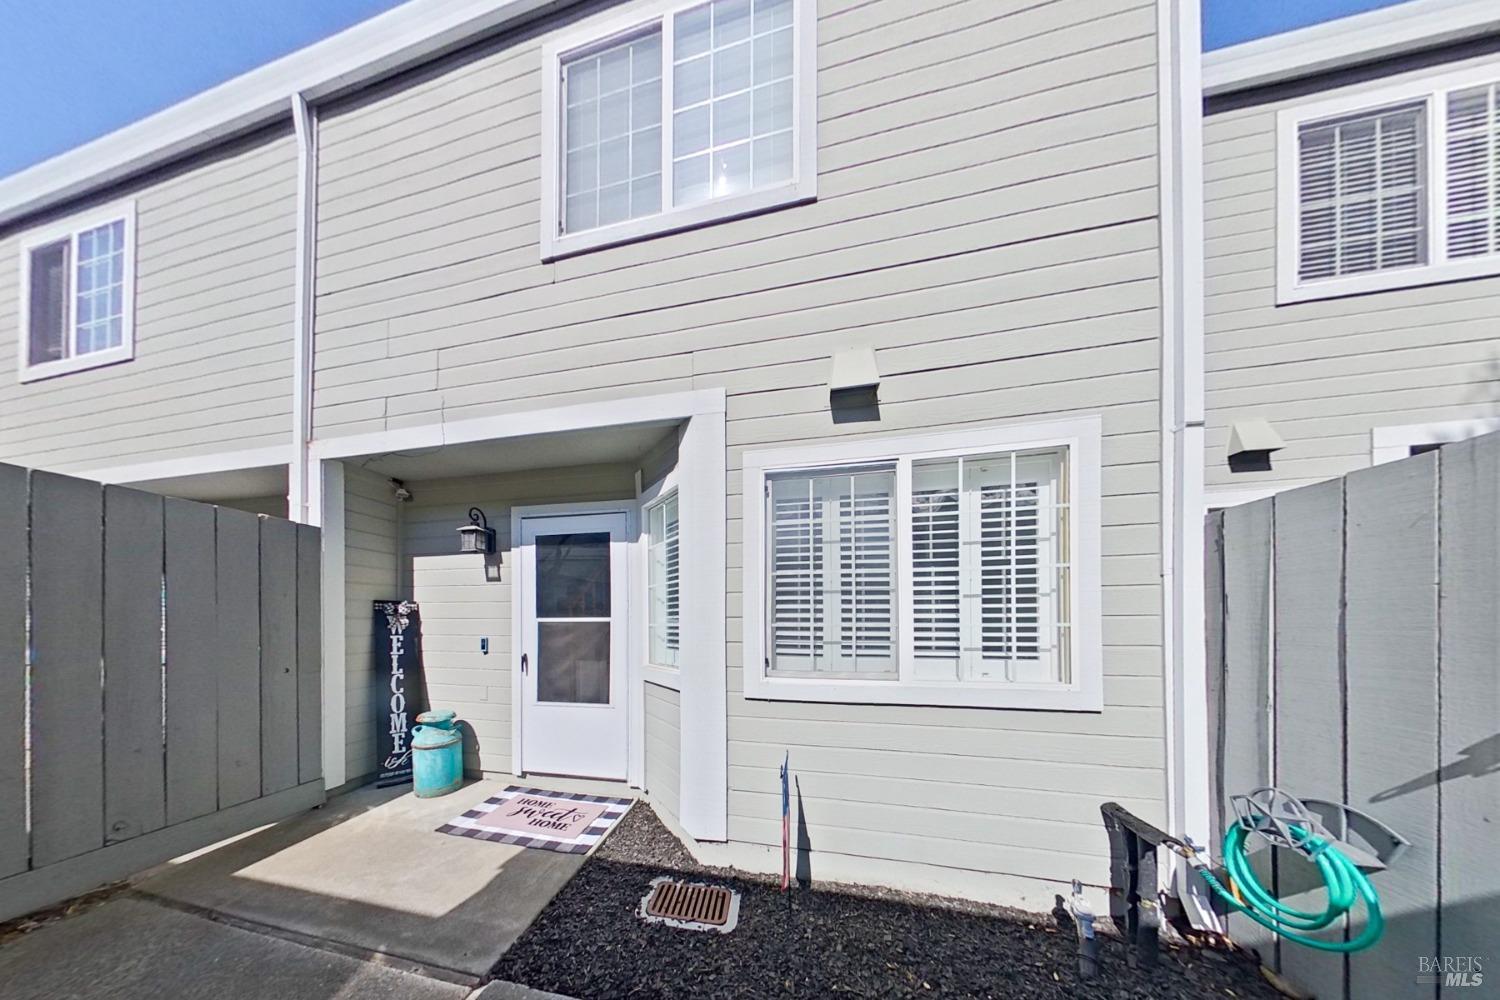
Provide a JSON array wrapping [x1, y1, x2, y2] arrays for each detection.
[[0, 0, 578, 229], [740, 416, 1104, 713], [1204, 0, 1500, 97], [289, 93, 319, 525], [1160, 0, 1212, 926]]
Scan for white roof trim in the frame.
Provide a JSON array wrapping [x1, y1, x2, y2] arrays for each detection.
[[1204, 0, 1500, 97], [0, 0, 572, 229]]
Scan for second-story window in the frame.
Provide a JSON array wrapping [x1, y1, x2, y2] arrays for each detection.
[[18, 201, 135, 382], [1278, 61, 1500, 302], [544, 0, 814, 258], [1295, 104, 1426, 282]]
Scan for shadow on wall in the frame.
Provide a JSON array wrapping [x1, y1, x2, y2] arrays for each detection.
[[458, 720, 483, 778], [1370, 732, 1500, 804], [794, 777, 812, 888]]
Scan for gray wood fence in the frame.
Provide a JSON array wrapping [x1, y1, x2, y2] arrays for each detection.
[[0, 465, 324, 922], [1206, 433, 1499, 1000]]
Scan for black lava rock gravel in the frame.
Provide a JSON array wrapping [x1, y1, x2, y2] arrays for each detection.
[[491, 805, 1283, 1000]]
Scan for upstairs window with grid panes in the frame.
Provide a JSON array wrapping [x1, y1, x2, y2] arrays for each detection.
[[1280, 64, 1500, 300], [547, 0, 811, 256], [18, 203, 135, 382]]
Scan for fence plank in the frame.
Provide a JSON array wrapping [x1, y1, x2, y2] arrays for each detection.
[[260, 517, 299, 794], [1220, 498, 1275, 961], [164, 499, 218, 825], [0, 465, 28, 878], [1203, 509, 1227, 849], [215, 507, 262, 809], [1345, 454, 1439, 997], [1436, 435, 1500, 968], [30, 472, 105, 867], [102, 486, 167, 845], [296, 523, 323, 784], [1270, 479, 1347, 999]]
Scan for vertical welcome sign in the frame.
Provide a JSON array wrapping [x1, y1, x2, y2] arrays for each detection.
[[373, 600, 427, 787]]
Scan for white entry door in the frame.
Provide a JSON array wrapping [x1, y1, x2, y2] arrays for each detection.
[[518, 511, 630, 779]]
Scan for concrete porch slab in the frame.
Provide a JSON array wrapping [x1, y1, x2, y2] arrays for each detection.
[[0, 897, 469, 1000], [134, 778, 598, 983]]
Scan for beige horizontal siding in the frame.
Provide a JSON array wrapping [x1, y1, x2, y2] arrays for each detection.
[[1203, 51, 1500, 492], [645, 682, 682, 826], [304, 0, 1164, 893], [0, 128, 297, 473]]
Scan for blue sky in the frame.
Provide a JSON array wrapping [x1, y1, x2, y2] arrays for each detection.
[[1203, 0, 1410, 50], [0, 0, 1418, 177]]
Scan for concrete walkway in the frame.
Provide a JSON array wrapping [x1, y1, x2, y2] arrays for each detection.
[[0, 779, 596, 1000]]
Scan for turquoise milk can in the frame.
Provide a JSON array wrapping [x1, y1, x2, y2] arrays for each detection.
[[411, 709, 462, 798]]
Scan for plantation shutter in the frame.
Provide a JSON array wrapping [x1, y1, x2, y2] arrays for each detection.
[[1446, 82, 1500, 259], [911, 450, 1066, 683], [911, 479, 960, 662], [768, 468, 895, 676], [648, 493, 680, 667], [665, 498, 679, 656], [1297, 103, 1426, 281]]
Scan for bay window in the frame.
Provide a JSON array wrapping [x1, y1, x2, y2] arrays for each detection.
[[743, 419, 1102, 711], [541, 0, 815, 258]]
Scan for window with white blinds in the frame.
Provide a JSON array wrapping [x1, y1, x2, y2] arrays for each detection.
[[1446, 82, 1500, 259], [1295, 104, 1426, 281], [647, 492, 680, 668], [765, 448, 1068, 686], [911, 450, 1068, 685], [1279, 66, 1500, 301], [768, 467, 895, 676]]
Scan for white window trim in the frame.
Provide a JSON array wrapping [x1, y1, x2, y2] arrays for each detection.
[[538, 0, 817, 261], [741, 417, 1103, 712], [1276, 58, 1500, 304], [638, 467, 681, 689], [1372, 417, 1500, 464], [16, 198, 137, 382]]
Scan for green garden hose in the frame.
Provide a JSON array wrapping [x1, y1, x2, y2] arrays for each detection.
[[1188, 819, 1384, 953]]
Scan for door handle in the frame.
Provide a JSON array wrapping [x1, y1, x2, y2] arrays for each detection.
[[521, 653, 529, 675]]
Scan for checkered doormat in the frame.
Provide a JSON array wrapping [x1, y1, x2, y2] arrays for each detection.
[[436, 785, 633, 854]]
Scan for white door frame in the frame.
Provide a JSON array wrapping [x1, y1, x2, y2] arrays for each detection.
[[511, 500, 639, 783]]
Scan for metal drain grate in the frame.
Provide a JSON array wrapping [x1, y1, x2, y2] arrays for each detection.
[[639, 877, 740, 933]]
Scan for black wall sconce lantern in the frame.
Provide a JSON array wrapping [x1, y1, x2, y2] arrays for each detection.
[[458, 507, 495, 554]]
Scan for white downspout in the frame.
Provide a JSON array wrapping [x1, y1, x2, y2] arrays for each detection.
[[287, 93, 345, 790], [1157, 0, 1214, 928], [289, 92, 318, 525]]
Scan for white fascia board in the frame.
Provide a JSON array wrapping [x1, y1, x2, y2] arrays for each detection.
[[0, 0, 574, 229], [1204, 0, 1500, 98]]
